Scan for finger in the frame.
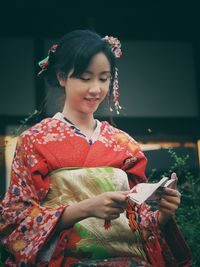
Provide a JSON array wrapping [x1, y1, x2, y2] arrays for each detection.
[[162, 195, 181, 206], [109, 192, 128, 203], [121, 191, 131, 196], [162, 193, 181, 206], [163, 187, 181, 197], [105, 200, 126, 210], [117, 192, 129, 201], [113, 202, 127, 209], [158, 198, 180, 210], [171, 172, 177, 180], [159, 202, 179, 215], [107, 207, 124, 214], [170, 172, 178, 189]]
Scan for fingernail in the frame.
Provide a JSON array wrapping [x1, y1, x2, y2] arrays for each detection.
[[122, 191, 130, 196]]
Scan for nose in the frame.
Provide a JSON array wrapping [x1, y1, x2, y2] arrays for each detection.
[[88, 80, 101, 94]]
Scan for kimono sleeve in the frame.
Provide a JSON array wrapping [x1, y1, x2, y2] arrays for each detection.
[[121, 136, 148, 188], [120, 136, 160, 227], [0, 135, 66, 265], [119, 134, 192, 266]]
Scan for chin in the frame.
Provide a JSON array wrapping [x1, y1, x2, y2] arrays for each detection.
[[85, 106, 100, 113]]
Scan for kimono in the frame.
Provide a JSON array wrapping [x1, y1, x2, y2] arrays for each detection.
[[0, 112, 192, 267]]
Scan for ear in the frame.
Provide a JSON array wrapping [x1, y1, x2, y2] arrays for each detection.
[[56, 72, 67, 87]]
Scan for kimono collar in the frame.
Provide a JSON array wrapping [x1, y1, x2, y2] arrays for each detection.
[[52, 112, 101, 143]]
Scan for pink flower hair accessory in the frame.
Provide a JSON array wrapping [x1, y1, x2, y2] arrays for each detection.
[[103, 35, 122, 114], [112, 67, 122, 114], [103, 36, 122, 58]]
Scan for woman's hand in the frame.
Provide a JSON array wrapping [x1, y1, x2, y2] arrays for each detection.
[[84, 191, 128, 220], [158, 173, 181, 225], [55, 191, 128, 232]]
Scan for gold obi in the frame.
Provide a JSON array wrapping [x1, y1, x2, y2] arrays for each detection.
[[42, 167, 147, 260]]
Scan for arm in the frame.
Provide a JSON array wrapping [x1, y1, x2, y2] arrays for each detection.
[[0, 136, 65, 265], [55, 192, 127, 232], [120, 138, 190, 265], [121, 138, 181, 226], [120, 138, 162, 228]]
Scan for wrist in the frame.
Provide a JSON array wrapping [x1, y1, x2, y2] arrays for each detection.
[[56, 199, 92, 232], [158, 211, 171, 226], [76, 198, 92, 219]]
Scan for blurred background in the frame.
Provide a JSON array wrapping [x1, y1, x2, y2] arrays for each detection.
[[0, 0, 200, 194]]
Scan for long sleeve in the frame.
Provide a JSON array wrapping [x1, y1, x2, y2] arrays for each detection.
[[122, 137, 160, 221], [120, 135, 148, 187], [0, 135, 66, 265], [120, 135, 192, 266]]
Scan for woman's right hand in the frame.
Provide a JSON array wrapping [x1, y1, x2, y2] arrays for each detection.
[[56, 191, 128, 232], [84, 192, 128, 220]]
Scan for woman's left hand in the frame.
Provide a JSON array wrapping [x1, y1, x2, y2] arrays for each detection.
[[157, 173, 181, 225]]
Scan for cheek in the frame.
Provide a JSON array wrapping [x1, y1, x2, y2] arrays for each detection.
[[103, 88, 109, 97], [66, 82, 87, 97], [101, 79, 110, 89], [103, 83, 110, 95]]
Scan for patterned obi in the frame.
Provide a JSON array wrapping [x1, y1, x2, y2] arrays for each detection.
[[42, 167, 147, 261]]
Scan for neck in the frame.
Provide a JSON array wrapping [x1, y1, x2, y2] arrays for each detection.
[[62, 105, 96, 131]]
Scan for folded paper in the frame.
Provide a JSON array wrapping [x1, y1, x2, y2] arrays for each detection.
[[128, 177, 177, 205]]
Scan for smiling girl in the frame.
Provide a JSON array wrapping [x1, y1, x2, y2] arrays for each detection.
[[0, 30, 191, 266]]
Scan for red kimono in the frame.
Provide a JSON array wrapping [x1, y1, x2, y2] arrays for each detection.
[[0, 113, 192, 266]]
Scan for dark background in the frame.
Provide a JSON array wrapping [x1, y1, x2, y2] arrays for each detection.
[[0, 0, 200, 139], [0, 0, 200, 195]]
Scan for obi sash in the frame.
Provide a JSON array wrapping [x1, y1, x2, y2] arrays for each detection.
[[42, 167, 148, 261]]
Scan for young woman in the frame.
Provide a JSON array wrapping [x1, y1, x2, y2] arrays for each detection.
[[0, 30, 191, 266]]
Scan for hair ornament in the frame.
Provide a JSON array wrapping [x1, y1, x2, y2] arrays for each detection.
[[112, 67, 122, 114], [103, 35, 122, 114], [103, 36, 122, 58], [37, 44, 58, 77]]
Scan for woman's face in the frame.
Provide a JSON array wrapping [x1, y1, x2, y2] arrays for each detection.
[[59, 52, 111, 115]]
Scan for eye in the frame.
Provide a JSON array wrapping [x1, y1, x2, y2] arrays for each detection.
[[99, 77, 111, 82], [79, 77, 91, 81], [100, 78, 108, 82]]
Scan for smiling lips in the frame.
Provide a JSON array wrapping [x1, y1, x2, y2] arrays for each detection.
[[84, 98, 100, 105]]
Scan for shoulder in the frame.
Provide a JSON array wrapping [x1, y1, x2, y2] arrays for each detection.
[[21, 117, 57, 137], [101, 120, 138, 143], [101, 120, 142, 154], [19, 116, 67, 145]]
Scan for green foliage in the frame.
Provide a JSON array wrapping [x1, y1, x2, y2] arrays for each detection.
[[174, 164, 200, 266], [149, 148, 200, 266], [12, 109, 40, 136]]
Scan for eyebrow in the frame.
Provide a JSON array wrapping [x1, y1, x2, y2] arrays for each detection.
[[83, 70, 111, 75]]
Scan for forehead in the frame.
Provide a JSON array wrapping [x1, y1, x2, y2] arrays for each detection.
[[86, 52, 111, 72]]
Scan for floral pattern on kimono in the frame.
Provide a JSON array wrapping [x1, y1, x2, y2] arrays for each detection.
[[0, 113, 192, 266]]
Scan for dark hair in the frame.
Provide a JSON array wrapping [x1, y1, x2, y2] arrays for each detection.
[[42, 30, 116, 93]]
